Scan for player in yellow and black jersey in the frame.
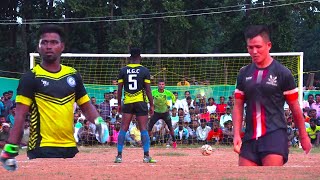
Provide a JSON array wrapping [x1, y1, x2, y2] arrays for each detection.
[[115, 48, 156, 163], [0, 24, 105, 171]]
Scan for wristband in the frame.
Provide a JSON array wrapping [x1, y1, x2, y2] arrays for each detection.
[[94, 116, 104, 125], [4, 144, 19, 154]]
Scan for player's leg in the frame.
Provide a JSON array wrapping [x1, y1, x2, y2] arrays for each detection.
[[136, 102, 156, 163], [115, 104, 134, 163], [259, 129, 288, 166], [163, 112, 177, 148], [148, 112, 160, 140], [239, 139, 260, 166], [261, 154, 283, 166]]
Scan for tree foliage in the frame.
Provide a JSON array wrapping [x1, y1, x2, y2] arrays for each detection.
[[0, 0, 319, 80]]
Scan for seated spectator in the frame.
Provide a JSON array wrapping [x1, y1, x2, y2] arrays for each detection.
[[306, 118, 320, 147], [174, 121, 189, 144], [222, 120, 234, 145], [206, 97, 217, 114], [21, 121, 30, 148], [0, 115, 6, 129], [110, 107, 119, 124], [78, 119, 98, 145], [187, 120, 199, 144], [311, 94, 320, 119], [207, 121, 223, 145], [130, 124, 142, 147], [170, 107, 179, 129], [196, 119, 211, 144], [90, 96, 99, 111], [109, 122, 121, 146], [199, 108, 210, 122], [208, 113, 219, 129], [216, 96, 227, 117], [0, 123, 10, 147], [219, 106, 232, 129], [227, 96, 234, 108]]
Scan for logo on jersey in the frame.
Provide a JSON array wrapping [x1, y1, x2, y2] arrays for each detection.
[[245, 76, 252, 81], [266, 75, 277, 86], [67, 76, 76, 87], [41, 79, 49, 87]]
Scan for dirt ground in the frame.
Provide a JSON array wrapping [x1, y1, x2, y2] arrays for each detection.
[[2, 146, 319, 180]]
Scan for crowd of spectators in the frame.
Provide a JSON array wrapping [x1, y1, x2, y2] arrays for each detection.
[[1, 83, 320, 150]]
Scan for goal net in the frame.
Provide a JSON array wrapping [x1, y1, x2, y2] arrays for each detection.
[[29, 52, 303, 104]]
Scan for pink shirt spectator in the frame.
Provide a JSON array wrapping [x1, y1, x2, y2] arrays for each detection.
[[311, 102, 320, 118]]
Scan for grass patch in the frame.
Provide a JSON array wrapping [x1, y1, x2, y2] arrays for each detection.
[[155, 152, 188, 156]]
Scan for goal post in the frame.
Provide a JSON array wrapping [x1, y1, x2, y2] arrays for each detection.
[[29, 52, 304, 105]]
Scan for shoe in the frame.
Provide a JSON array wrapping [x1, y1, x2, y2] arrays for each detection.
[[172, 141, 177, 149], [143, 156, 157, 163], [114, 155, 122, 163]]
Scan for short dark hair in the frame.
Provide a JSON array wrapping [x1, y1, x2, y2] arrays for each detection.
[[158, 79, 165, 83], [2, 92, 8, 96], [38, 24, 66, 42], [308, 94, 314, 98], [130, 47, 141, 58], [315, 94, 320, 98], [8, 90, 13, 94], [244, 25, 270, 42]]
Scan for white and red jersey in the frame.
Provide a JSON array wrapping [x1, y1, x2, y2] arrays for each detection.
[[235, 60, 298, 141]]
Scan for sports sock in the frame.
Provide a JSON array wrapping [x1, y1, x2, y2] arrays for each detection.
[[117, 129, 126, 155], [141, 130, 150, 156]]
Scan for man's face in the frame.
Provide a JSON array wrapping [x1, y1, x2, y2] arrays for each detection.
[[226, 108, 231, 114], [158, 82, 165, 91], [38, 33, 65, 64], [91, 98, 96, 104], [316, 95, 320, 103], [74, 113, 79, 120], [113, 90, 118, 98], [308, 95, 314, 102], [247, 35, 271, 65], [3, 94, 9, 100], [2, 126, 10, 132], [104, 93, 110, 101], [185, 92, 190, 98], [310, 121, 316, 128], [220, 97, 225, 103], [11, 107, 16, 114], [309, 110, 317, 118], [0, 117, 6, 124], [174, 93, 178, 99]]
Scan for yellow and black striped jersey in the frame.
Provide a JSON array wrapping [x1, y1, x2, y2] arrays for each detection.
[[16, 64, 90, 150], [118, 64, 150, 104]]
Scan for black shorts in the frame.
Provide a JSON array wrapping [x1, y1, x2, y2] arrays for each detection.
[[148, 112, 172, 131], [27, 147, 79, 159], [122, 102, 148, 116], [240, 129, 289, 165]]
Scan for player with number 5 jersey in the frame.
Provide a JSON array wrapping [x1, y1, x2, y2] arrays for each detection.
[[115, 48, 156, 163]]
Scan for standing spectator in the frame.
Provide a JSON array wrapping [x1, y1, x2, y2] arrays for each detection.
[[177, 77, 190, 86], [110, 90, 118, 109], [311, 94, 320, 119], [303, 94, 315, 109], [2, 92, 13, 118], [306, 119, 320, 147], [220, 106, 232, 129], [196, 119, 211, 144], [111, 79, 118, 86], [216, 96, 227, 117], [6, 106, 16, 125], [90, 97, 99, 111], [0, 97, 5, 116], [227, 96, 234, 108], [99, 92, 111, 120], [190, 77, 199, 85], [207, 121, 223, 145], [187, 120, 199, 144], [173, 92, 183, 110], [170, 107, 179, 129]]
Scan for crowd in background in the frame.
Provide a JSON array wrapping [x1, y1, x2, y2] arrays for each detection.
[[0, 79, 319, 149]]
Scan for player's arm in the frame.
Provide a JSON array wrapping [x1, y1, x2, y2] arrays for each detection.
[[282, 69, 311, 154], [169, 91, 176, 104], [79, 102, 100, 124]]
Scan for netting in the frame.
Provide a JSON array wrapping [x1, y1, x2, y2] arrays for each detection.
[[30, 53, 302, 102]]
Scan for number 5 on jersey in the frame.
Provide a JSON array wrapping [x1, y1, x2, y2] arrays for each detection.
[[128, 74, 137, 90]]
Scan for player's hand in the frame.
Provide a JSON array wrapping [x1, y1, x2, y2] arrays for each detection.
[[0, 144, 19, 171], [300, 136, 312, 154], [233, 135, 242, 154], [149, 104, 154, 116]]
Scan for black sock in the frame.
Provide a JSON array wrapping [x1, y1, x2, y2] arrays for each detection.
[[118, 152, 122, 156], [144, 151, 149, 157]]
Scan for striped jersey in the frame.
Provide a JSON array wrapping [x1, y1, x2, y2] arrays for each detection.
[[16, 64, 90, 150], [118, 64, 151, 104], [234, 60, 298, 141]]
